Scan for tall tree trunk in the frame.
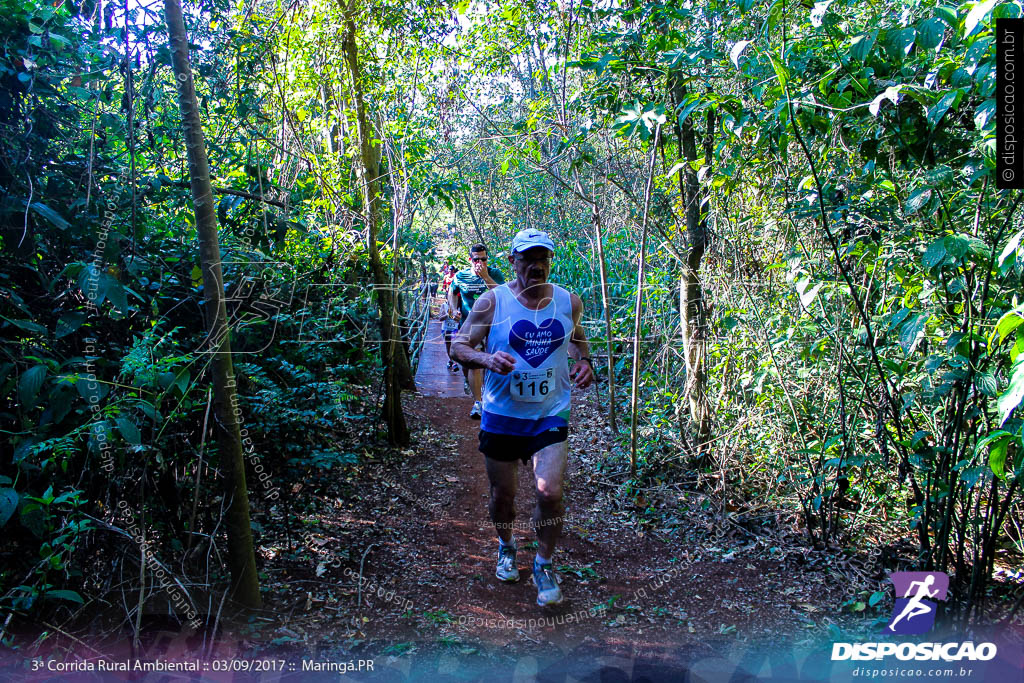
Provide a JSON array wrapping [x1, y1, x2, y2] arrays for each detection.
[[592, 203, 617, 434], [163, 0, 261, 608], [340, 6, 409, 445], [672, 77, 712, 466], [629, 131, 660, 475]]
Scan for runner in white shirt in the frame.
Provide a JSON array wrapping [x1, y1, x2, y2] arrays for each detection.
[[450, 229, 594, 607]]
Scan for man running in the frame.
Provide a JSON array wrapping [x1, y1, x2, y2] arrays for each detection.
[[450, 229, 594, 607], [439, 299, 460, 372], [448, 243, 505, 419]]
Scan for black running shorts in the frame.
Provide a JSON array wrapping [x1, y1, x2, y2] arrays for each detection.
[[479, 427, 568, 464]]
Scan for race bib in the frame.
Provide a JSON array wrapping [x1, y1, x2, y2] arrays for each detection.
[[510, 368, 554, 403]]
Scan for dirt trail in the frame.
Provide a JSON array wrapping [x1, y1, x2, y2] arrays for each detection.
[[315, 318, 859, 672]]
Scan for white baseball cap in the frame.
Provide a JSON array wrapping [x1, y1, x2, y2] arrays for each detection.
[[511, 228, 555, 254]]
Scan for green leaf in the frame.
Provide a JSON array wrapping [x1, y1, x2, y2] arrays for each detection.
[[884, 27, 916, 60], [28, 202, 71, 231], [870, 86, 901, 116], [1010, 336, 1024, 363], [928, 89, 962, 128], [922, 239, 946, 269], [998, 228, 1023, 267], [116, 418, 142, 445], [78, 265, 105, 307], [888, 306, 912, 331], [677, 96, 707, 125], [997, 356, 1024, 426], [975, 430, 1011, 479], [899, 313, 928, 354], [943, 234, 969, 261], [75, 375, 109, 403], [934, 6, 959, 30], [904, 188, 932, 214], [0, 488, 18, 527], [665, 161, 689, 178], [19, 365, 47, 405], [995, 3, 1022, 19], [849, 31, 877, 63], [730, 40, 752, 68], [975, 99, 996, 130], [768, 54, 789, 88], [796, 279, 823, 308], [43, 589, 84, 605], [960, 465, 990, 488], [964, 0, 996, 38], [55, 312, 86, 338], [173, 371, 190, 396], [975, 372, 998, 397], [994, 306, 1024, 344], [103, 275, 129, 312], [48, 33, 70, 50], [868, 590, 886, 607], [3, 317, 46, 335], [916, 18, 945, 50], [965, 236, 992, 260]]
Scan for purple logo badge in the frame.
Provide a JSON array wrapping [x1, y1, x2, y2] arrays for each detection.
[[509, 318, 565, 368], [886, 572, 949, 635]]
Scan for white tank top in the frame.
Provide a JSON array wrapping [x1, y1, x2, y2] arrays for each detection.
[[481, 283, 573, 436]]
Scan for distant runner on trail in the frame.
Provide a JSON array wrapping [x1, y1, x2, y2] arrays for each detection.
[[448, 243, 505, 419], [450, 229, 594, 607], [439, 300, 460, 372]]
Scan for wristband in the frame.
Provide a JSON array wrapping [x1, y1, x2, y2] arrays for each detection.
[[579, 357, 594, 367]]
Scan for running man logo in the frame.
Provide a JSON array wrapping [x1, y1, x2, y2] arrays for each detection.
[[886, 572, 949, 635]]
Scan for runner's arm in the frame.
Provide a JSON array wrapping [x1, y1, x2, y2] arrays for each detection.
[[450, 290, 515, 374], [568, 293, 594, 389]]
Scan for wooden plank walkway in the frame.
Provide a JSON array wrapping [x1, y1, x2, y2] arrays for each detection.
[[414, 318, 467, 398]]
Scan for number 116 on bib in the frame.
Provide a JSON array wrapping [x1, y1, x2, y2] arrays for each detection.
[[511, 368, 553, 403]]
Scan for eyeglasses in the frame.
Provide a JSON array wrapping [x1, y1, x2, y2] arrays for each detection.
[[471, 256, 488, 263]]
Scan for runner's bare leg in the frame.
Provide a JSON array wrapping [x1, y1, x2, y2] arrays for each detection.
[[469, 368, 483, 402], [532, 440, 568, 560], [484, 457, 518, 544]]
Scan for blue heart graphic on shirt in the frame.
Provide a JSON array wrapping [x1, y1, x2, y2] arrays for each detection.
[[509, 318, 565, 368]]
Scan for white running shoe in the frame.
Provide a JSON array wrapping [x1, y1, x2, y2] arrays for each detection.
[[470, 401, 482, 420], [496, 544, 519, 582], [532, 561, 563, 606]]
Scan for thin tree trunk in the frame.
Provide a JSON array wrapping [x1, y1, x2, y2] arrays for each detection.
[[592, 204, 617, 434], [629, 129, 660, 475], [340, 5, 409, 445], [163, 0, 261, 608], [458, 165, 486, 244], [675, 80, 712, 466], [321, 82, 337, 155], [573, 168, 617, 434], [586, 236, 603, 413]]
